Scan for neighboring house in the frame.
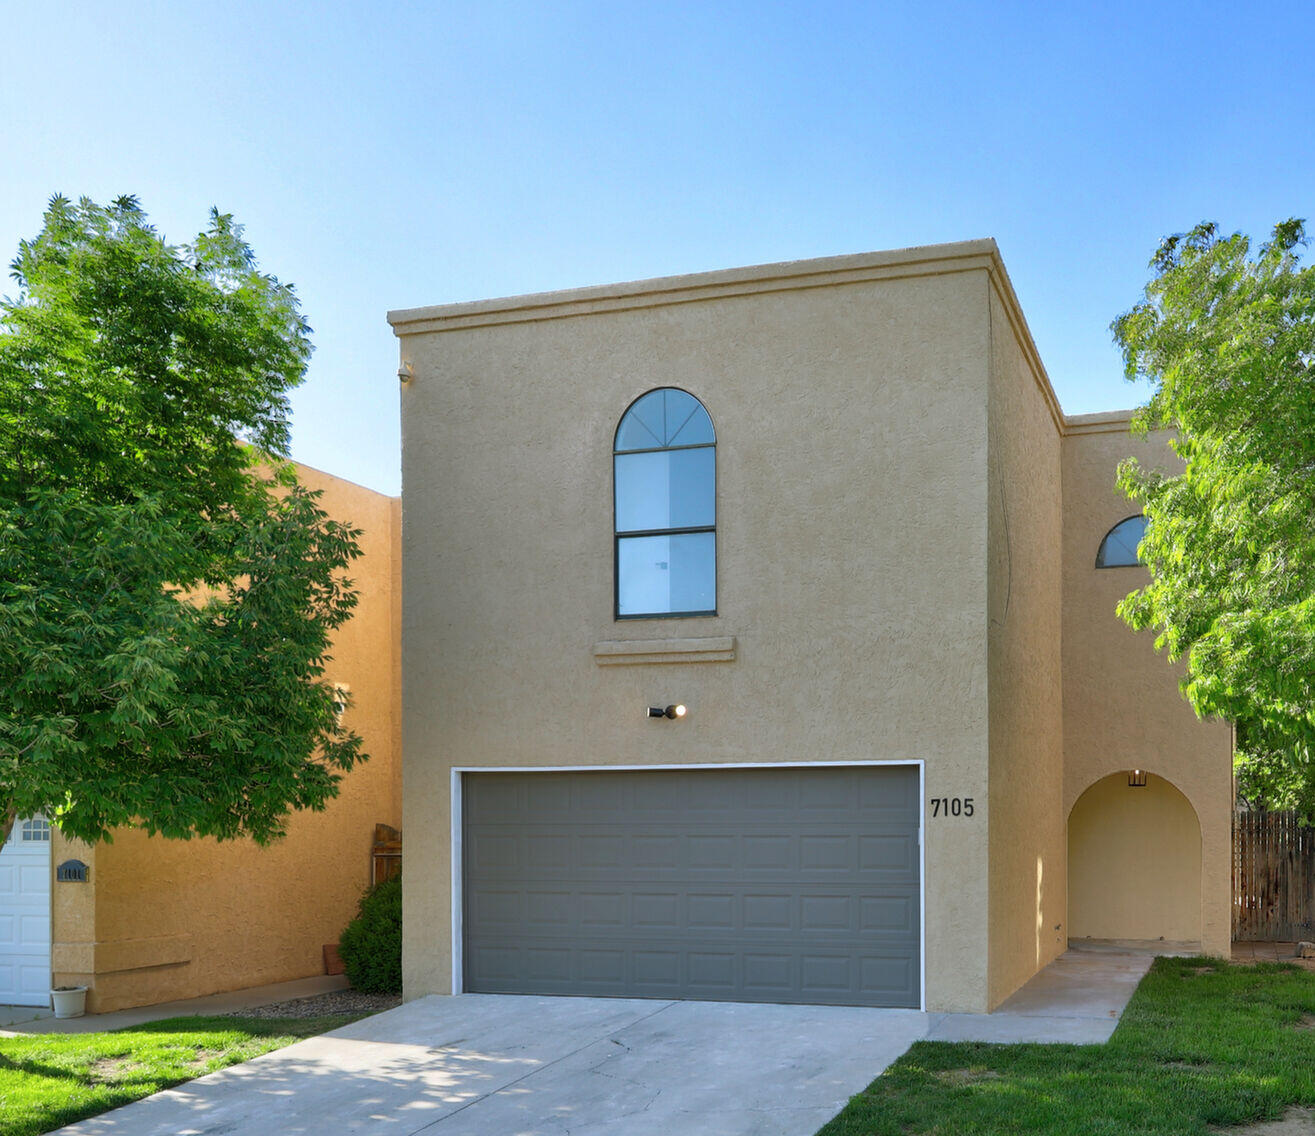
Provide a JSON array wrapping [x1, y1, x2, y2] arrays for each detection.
[[0, 465, 401, 1013], [388, 241, 1232, 1016]]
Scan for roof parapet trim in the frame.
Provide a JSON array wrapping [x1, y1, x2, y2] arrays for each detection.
[[387, 240, 1001, 334], [1062, 409, 1138, 436], [389, 239, 1142, 437]]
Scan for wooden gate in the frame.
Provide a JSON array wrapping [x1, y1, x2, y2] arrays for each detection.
[[371, 823, 401, 886], [1233, 809, 1315, 941]]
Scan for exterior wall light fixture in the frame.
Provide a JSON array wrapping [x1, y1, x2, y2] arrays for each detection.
[[647, 704, 687, 720], [1128, 769, 1147, 788]]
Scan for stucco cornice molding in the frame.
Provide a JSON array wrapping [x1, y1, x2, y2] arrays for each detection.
[[388, 242, 1002, 336], [1061, 409, 1137, 436], [391, 241, 1143, 438], [593, 636, 737, 666], [981, 255, 1066, 433]]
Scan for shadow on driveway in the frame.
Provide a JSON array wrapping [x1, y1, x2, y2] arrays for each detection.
[[52, 950, 1155, 1136], [51, 994, 929, 1136]]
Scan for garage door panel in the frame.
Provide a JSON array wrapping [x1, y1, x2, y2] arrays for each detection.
[[861, 955, 919, 998], [467, 886, 919, 945], [19, 916, 50, 947], [463, 767, 920, 1007], [632, 835, 681, 868], [860, 833, 919, 872], [743, 893, 792, 929], [0, 818, 51, 1005], [861, 893, 919, 934], [632, 892, 680, 927], [472, 831, 916, 882]]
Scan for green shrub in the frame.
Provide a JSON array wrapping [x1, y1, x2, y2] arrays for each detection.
[[338, 876, 402, 993]]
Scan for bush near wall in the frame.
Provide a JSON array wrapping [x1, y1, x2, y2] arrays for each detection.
[[338, 876, 402, 994]]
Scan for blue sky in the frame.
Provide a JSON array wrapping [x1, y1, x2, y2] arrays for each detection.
[[3, 1, 1311, 495]]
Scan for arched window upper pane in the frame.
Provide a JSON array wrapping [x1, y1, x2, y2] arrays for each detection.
[[615, 388, 715, 451], [1096, 515, 1148, 568], [615, 388, 716, 617]]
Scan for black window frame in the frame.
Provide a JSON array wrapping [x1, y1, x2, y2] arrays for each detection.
[[1095, 514, 1148, 569], [613, 388, 717, 620]]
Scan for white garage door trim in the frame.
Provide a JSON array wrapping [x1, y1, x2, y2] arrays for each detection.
[[449, 760, 925, 1011]]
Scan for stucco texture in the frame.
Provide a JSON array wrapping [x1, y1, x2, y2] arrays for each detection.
[[392, 242, 1237, 1016], [985, 286, 1066, 1008], [1061, 420, 1232, 956], [395, 246, 1010, 1013], [1068, 772, 1202, 941], [51, 465, 402, 1013]]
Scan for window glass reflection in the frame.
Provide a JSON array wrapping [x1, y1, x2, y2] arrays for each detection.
[[617, 533, 716, 615], [614, 388, 716, 616], [1096, 515, 1148, 568], [615, 389, 714, 451], [615, 449, 715, 532]]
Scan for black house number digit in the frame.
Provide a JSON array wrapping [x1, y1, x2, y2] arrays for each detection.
[[930, 797, 974, 818]]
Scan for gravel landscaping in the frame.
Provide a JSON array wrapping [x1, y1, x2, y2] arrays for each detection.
[[227, 989, 402, 1020]]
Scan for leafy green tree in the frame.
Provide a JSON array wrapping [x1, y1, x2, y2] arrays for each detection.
[[1113, 219, 1315, 815], [0, 195, 365, 845]]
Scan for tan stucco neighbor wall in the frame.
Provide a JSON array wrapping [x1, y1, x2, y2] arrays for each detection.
[[51, 466, 402, 1013], [393, 244, 1006, 1013], [1061, 416, 1232, 956], [985, 286, 1066, 1008]]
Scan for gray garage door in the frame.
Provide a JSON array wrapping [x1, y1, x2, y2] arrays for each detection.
[[462, 765, 920, 1007]]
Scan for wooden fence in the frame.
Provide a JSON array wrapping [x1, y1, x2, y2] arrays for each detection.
[[1233, 809, 1315, 941], [371, 822, 401, 886]]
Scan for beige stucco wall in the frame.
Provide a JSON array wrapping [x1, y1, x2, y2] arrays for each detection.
[[394, 245, 1004, 1012], [52, 465, 402, 1012], [1061, 418, 1232, 956], [985, 286, 1067, 1008], [1068, 772, 1202, 941]]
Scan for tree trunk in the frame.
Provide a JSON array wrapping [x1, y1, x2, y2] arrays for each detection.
[[0, 802, 15, 848]]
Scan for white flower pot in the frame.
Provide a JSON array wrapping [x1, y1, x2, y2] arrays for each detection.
[[51, 985, 87, 1018]]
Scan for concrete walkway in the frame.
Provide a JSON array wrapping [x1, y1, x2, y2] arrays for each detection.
[[44, 947, 1156, 1136], [927, 947, 1155, 1043], [0, 975, 350, 1034]]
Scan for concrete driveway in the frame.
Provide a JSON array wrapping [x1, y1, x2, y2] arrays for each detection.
[[51, 948, 1154, 1136], [54, 994, 930, 1136]]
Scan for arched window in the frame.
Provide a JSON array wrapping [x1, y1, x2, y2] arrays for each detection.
[[614, 388, 716, 617], [1095, 515, 1148, 568]]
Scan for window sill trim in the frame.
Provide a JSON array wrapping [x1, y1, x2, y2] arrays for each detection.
[[593, 636, 737, 666]]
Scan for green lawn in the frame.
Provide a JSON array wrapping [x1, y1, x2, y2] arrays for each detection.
[[0, 1013, 362, 1136], [819, 957, 1315, 1136]]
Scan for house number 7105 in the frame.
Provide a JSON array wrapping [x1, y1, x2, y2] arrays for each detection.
[[930, 797, 974, 817]]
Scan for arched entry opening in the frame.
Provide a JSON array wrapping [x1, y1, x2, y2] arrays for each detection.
[[1068, 772, 1202, 946]]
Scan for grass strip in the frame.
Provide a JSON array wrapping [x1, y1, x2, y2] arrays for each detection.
[[818, 957, 1315, 1135], [0, 1013, 361, 1136]]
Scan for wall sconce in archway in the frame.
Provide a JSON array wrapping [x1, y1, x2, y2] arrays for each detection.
[[1128, 769, 1147, 788], [647, 704, 686, 720]]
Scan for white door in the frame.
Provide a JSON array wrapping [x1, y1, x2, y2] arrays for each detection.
[[0, 817, 52, 1005]]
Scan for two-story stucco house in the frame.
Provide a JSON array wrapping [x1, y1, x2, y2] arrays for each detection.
[[388, 240, 1232, 1015]]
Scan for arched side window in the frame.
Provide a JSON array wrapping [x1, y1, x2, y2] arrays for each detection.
[[1095, 515, 1148, 568], [614, 388, 716, 618]]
